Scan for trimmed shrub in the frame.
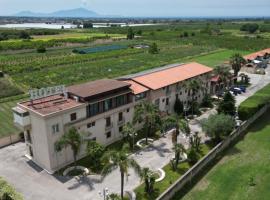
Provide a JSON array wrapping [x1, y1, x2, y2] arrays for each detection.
[[238, 83, 270, 120]]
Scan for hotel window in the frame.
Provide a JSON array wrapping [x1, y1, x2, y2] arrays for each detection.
[[155, 98, 160, 107], [166, 98, 169, 106], [176, 94, 179, 100], [119, 126, 123, 133], [87, 121, 95, 128], [118, 112, 123, 122], [26, 130, 32, 143], [104, 99, 113, 111], [52, 124, 59, 134], [126, 108, 130, 113], [106, 117, 111, 127], [70, 113, 77, 121], [106, 131, 111, 138]]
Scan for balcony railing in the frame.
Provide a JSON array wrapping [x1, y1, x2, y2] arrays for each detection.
[[105, 123, 113, 131], [118, 117, 125, 126]]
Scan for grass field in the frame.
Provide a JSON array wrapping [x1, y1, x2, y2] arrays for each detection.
[[31, 32, 124, 41], [186, 49, 252, 67], [0, 99, 21, 138], [180, 111, 270, 200]]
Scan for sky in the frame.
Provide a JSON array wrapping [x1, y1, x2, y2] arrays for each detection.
[[1, 0, 270, 17]]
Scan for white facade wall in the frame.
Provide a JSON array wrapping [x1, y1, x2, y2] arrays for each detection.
[[16, 72, 212, 173]]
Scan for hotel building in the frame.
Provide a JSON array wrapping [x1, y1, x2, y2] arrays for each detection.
[[13, 62, 213, 173]]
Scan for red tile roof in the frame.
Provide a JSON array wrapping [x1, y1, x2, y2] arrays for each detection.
[[68, 79, 131, 99], [123, 80, 149, 95], [244, 48, 270, 60], [132, 62, 213, 90], [19, 94, 83, 116]]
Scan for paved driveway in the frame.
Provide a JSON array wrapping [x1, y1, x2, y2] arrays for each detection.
[[0, 131, 178, 200]]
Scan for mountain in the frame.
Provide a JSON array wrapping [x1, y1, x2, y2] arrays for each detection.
[[14, 8, 103, 18]]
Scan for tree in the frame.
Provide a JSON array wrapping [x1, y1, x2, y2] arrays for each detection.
[[148, 43, 159, 54], [127, 27, 135, 40], [101, 145, 141, 200], [140, 167, 156, 194], [174, 98, 184, 115], [86, 140, 105, 170], [55, 127, 82, 167], [214, 65, 232, 91], [133, 102, 160, 145], [230, 53, 246, 82], [189, 132, 201, 153], [173, 143, 186, 166], [217, 91, 236, 116], [240, 23, 259, 34], [136, 30, 143, 35], [188, 147, 200, 165], [200, 94, 213, 108], [36, 45, 46, 53], [202, 114, 235, 143], [187, 79, 201, 115], [122, 122, 136, 151], [83, 21, 93, 29], [19, 31, 31, 39]]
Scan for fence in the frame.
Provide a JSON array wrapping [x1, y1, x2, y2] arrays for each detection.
[[156, 104, 270, 200], [0, 134, 22, 148]]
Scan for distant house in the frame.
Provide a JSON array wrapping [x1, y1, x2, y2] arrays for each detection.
[[244, 48, 270, 69]]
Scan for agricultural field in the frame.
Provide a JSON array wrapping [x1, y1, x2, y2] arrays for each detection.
[[0, 21, 270, 137], [0, 99, 22, 138], [180, 111, 270, 200], [0, 77, 23, 98]]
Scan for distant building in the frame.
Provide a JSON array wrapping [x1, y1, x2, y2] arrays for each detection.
[[13, 62, 213, 173]]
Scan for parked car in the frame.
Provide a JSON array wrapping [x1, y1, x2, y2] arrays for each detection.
[[230, 87, 242, 94], [238, 86, 246, 93]]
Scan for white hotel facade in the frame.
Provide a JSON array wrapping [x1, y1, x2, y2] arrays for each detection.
[[13, 62, 213, 173]]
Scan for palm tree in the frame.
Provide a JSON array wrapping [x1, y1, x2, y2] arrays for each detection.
[[214, 65, 232, 92], [173, 143, 186, 166], [55, 127, 82, 167], [187, 79, 201, 115], [230, 53, 246, 82], [101, 145, 141, 200], [140, 167, 155, 194], [133, 101, 160, 145], [189, 132, 201, 153], [162, 115, 190, 144], [122, 122, 136, 151]]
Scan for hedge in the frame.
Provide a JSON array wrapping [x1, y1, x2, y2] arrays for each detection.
[[0, 177, 23, 200], [238, 83, 270, 120]]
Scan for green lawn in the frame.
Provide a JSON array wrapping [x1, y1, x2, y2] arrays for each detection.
[[0, 99, 22, 138], [186, 49, 252, 67], [181, 111, 270, 200], [238, 83, 270, 120]]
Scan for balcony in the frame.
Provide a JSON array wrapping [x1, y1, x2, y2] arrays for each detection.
[[118, 117, 125, 126], [105, 123, 113, 131], [13, 107, 31, 130]]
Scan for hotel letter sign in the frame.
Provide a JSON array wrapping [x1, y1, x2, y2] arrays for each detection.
[[29, 85, 66, 100]]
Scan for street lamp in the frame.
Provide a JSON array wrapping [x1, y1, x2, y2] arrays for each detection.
[[98, 188, 109, 200], [184, 105, 189, 119], [130, 132, 138, 151]]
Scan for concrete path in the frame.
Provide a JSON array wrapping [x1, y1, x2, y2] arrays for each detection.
[[0, 131, 178, 200]]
